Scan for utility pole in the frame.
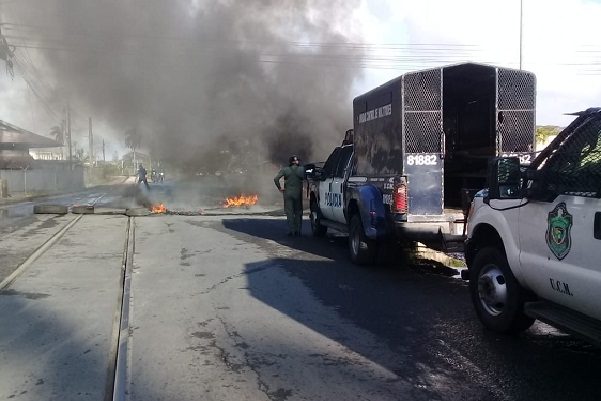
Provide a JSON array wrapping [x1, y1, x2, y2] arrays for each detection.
[[60, 107, 66, 160], [102, 139, 106, 162], [67, 103, 73, 168], [519, 0, 523, 69], [149, 136, 153, 174], [89, 117, 93, 185]]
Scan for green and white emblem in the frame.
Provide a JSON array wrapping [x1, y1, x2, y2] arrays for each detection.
[[546, 203, 572, 260]]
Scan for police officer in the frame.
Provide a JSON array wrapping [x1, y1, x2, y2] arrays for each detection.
[[274, 155, 305, 236]]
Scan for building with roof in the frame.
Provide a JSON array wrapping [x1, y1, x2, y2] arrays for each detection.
[[0, 119, 60, 169]]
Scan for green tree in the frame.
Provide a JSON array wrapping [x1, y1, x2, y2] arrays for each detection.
[[69, 139, 84, 161], [75, 147, 85, 161], [125, 128, 142, 168], [536, 125, 560, 146], [49, 125, 63, 144], [49, 124, 64, 159]]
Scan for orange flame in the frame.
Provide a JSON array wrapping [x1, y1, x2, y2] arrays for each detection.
[[151, 203, 167, 213], [223, 194, 258, 208]]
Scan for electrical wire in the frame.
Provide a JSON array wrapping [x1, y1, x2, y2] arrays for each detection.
[[13, 50, 62, 123], [1, 15, 599, 132], [2, 18, 599, 72]]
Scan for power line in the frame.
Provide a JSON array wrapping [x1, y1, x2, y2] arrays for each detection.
[[1, 17, 600, 104], [13, 50, 62, 123], [4, 34, 600, 75], [3, 18, 600, 68]]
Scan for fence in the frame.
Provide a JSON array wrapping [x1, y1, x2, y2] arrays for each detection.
[[0, 168, 85, 196]]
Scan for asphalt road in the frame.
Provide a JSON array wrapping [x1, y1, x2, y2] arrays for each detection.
[[0, 177, 600, 401]]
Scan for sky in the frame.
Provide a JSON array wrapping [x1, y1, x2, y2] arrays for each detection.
[[0, 0, 599, 168], [357, 0, 601, 128]]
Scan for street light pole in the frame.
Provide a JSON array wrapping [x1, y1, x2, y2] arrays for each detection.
[[519, 0, 523, 69], [67, 103, 72, 166], [89, 117, 93, 186]]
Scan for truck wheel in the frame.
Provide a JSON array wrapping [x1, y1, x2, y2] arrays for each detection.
[[349, 214, 376, 266], [310, 201, 327, 236], [470, 247, 535, 334]]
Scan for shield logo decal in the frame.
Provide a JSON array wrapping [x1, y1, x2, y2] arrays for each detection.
[[546, 203, 573, 260]]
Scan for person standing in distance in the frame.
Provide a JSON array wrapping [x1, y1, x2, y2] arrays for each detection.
[[137, 163, 150, 190], [274, 155, 305, 236]]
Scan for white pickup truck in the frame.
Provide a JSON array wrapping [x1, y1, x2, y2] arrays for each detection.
[[464, 107, 601, 346]]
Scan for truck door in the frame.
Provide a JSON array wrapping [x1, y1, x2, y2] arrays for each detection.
[[518, 117, 601, 320], [331, 145, 354, 223], [496, 68, 536, 163], [402, 68, 443, 215], [319, 147, 343, 221]]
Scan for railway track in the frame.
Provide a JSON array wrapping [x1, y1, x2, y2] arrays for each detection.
[[0, 191, 136, 400]]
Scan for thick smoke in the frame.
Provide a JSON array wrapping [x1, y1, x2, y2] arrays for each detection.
[[6, 0, 365, 173]]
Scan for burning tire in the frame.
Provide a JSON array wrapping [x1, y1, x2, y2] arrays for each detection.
[[72, 205, 94, 214], [33, 204, 68, 214], [126, 207, 151, 217]]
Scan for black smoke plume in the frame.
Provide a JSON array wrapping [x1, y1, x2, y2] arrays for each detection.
[[6, 0, 365, 172]]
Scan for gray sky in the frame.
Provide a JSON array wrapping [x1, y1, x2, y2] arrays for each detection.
[[0, 0, 365, 169]]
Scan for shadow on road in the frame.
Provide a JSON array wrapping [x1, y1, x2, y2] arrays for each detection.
[[0, 292, 112, 399], [220, 217, 601, 401]]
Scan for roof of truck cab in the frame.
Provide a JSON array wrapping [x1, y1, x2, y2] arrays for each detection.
[[566, 107, 601, 116]]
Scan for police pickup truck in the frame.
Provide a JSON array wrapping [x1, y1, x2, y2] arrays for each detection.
[[464, 108, 601, 346], [307, 62, 536, 265]]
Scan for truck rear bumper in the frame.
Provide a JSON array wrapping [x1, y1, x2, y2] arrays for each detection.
[[395, 219, 464, 237], [394, 221, 466, 250]]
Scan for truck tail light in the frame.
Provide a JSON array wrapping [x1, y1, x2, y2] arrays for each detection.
[[393, 183, 407, 213]]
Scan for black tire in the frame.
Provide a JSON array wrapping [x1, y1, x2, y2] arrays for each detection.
[[125, 207, 151, 217], [33, 204, 68, 214], [310, 200, 327, 236], [469, 246, 535, 334], [72, 205, 94, 214], [349, 214, 376, 266]]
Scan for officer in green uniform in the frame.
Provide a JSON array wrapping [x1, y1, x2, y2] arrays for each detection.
[[274, 155, 305, 236]]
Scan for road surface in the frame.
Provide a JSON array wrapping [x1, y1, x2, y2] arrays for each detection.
[[0, 179, 600, 401]]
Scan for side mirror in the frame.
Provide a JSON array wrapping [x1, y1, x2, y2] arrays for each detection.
[[523, 169, 557, 202], [487, 157, 521, 200]]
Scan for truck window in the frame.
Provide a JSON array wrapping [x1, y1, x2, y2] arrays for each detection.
[[322, 147, 343, 179], [334, 146, 354, 178], [543, 118, 601, 196]]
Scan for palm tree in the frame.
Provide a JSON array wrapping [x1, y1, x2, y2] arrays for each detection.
[[124, 128, 142, 170], [49, 124, 64, 159]]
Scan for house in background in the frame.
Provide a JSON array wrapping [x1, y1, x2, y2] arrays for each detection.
[[0, 119, 60, 169], [122, 151, 150, 168], [30, 147, 64, 161], [0, 119, 84, 196], [121, 151, 151, 175]]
